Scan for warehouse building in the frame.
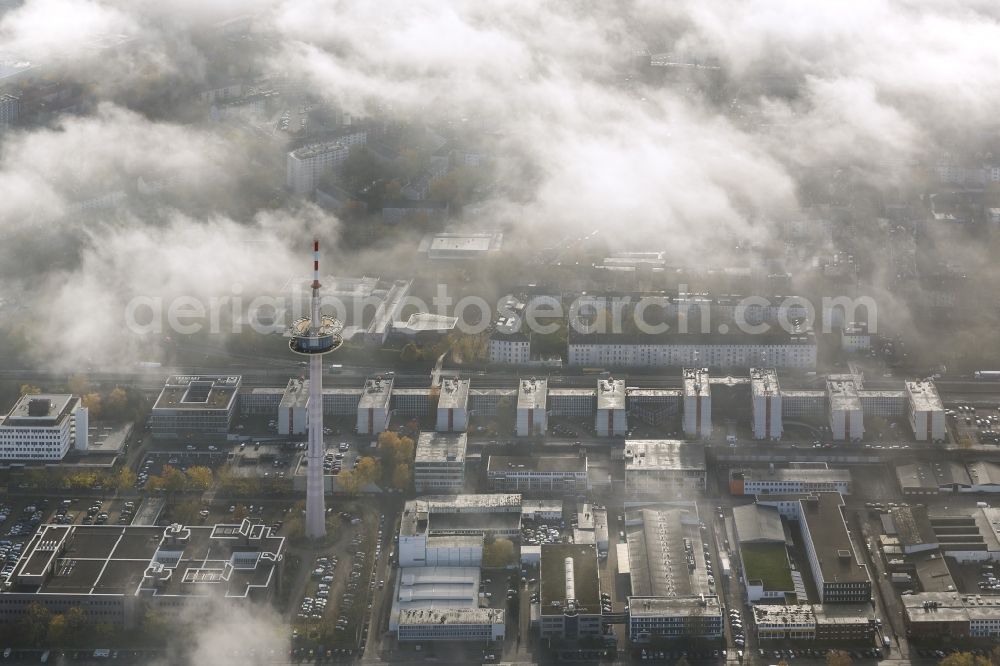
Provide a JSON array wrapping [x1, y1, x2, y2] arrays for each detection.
[[150, 375, 240, 441], [486, 455, 588, 493], [751, 368, 783, 440], [389, 567, 505, 642], [733, 504, 796, 602], [623, 505, 722, 641], [895, 461, 973, 495], [414, 432, 468, 493], [357, 376, 393, 436], [516, 378, 548, 437], [436, 378, 470, 432], [0, 394, 88, 461], [623, 440, 706, 497], [905, 381, 946, 442], [682, 368, 712, 438], [595, 378, 627, 437], [539, 544, 603, 640]]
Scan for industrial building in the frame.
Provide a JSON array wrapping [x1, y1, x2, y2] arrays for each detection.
[[538, 544, 603, 640], [436, 378, 470, 432], [827, 375, 864, 441], [418, 232, 503, 260], [595, 378, 627, 437], [729, 463, 852, 496], [622, 504, 722, 641], [902, 592, 1000, 639], [486, 455, 588, 493], [682, 368, 712, 438], [357, 376, 393, 436], [516, 378, 548, 437], [905, 380, 945, 442], [623, 440, 707, 497], [895, 461, 974, 495], [751, 368, 782, 440], [0, 521, 285, 628], [732, 504, 796, 602], [0, 394, 88, 461], [414, 432, 468, 493], [398, 495, 522, 567], [150, 375, 240, 441], [389, 567, 505, 642]]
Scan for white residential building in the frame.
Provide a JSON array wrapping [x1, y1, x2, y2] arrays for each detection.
[[286, 141, 351, 194], [828, 375, 864, 441]]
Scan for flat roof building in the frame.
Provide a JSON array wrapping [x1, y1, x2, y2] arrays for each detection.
[[516, 378, 548, 437], [389, 567, 504, 642], [827, 375, 863, 441], [595, 378, 627, 437], [902, 592, 1000, 639], [730, 464, 852, 496], [418, 232, 504, 260], [798, 493, 871, 604], [486, 454, 588, 494], [751, 368, 782, 440], [414, 432, 467, 493], [436, 378, 470, 433], [150, 375, 240, 441], [905, 381, 945, 442], [358, 375, 394, 435], [683, 368, 712, 438], [0, 394, 88, 460], [539, 543, 602, 640], [623, 440, 706, 497], [1, 520, 284, 628]]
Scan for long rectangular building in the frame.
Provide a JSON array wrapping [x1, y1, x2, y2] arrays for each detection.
[[798, 493, 871, 604], [751, 368, 782, 440], [486, 455, 588, 493], [729, 464, 852, 496], [0, 394, 88, 461], [150, 375, 240, 441], [906, 381, 945, 442], [516, 378, 548, 436]]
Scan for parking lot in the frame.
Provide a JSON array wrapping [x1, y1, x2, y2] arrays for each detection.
[[947, 402, 1000, 446]]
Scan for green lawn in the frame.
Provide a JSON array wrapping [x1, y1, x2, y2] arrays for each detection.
[[741, 542, 794, 591]]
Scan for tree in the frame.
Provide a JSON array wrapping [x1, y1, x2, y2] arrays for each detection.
[[107, 386, 128, 409], [171, 499, 203, 525], [391, 463, 412, 491], [184, 466, 214, 490], [400, 343, 420, 365], [64, 606, 87, 645], [67, 375, 91, 395], [20, 602, 50, 646], [19, 384, 41, 396], [941, 653, 991, 666], [110, 466, 136, 491], [47, 613, 67, 645], [379, 431, 415, 470], [82, 392, 103, 417], [827, 650, 852, 666], [990, 646, 1000, 666], [154, 465, 188, 493], [354, 457, 381, 485], [482, 537, 515, 568], [337, 470, 362, 496]]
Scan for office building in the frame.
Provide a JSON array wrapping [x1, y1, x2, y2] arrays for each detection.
[[627, 597, 723, 643], [357, 376, 393, 436], [906, 380, 945, 442], [902, 592, 1000, 639], [149, 375, 240, 441], [516, 378, 548, 437], [486, 455, 588, 493], [729, 464, 852, 496], [414, 432, 467, 493], [595, 378, 627, 437], [751, 368, 782, 440], [398, 495, 522, 567], [827, 375, 863, 441], [0, 394, 88, 461], [798, 493, 872, 604], [682, 368, 712, 438], [286, 134, 365, 194], [436, 378, 470, 433]]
